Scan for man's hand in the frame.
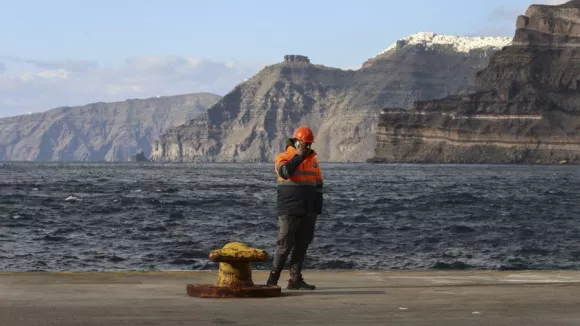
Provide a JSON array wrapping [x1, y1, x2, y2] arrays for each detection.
[[296, 141, 311, 157]]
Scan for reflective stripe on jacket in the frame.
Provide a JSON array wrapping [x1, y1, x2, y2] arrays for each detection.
[[275, 144, 323, 216]]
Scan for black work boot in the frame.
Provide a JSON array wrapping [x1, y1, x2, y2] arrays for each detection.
[[287, 277, 316, 290], [266, 270, 281, 286]]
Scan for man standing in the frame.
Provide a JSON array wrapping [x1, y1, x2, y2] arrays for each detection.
[[267, 126, 323, 290]]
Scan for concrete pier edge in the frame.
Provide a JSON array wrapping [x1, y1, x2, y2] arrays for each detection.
[[1, 270, 580, 325]]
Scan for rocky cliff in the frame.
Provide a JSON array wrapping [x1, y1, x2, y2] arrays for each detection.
[[370, 0, 580, 164], [0, 93, 220, 161], [151, 34, 511, 163]]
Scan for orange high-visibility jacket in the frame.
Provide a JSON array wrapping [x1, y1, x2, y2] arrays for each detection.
[[274, 142, 323, 216]]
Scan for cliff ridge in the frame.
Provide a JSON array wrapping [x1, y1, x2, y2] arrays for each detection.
[[0, 93, 221, 161], [151, 32, 511, 163], [370, 0, 580, 164]]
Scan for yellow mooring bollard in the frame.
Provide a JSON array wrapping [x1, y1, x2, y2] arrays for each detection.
[[186, 242, 282, 298]]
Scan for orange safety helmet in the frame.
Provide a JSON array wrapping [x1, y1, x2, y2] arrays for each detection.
[[293, 126, 315, 143]]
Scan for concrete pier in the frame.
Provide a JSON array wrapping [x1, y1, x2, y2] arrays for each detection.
[[1, 270, 580, 325]]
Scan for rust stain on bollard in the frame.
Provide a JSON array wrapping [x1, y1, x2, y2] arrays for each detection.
[[186, 242, 281, 298]]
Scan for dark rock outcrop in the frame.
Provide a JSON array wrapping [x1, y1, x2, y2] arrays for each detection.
[[0, 93, 221, 162], [284, 55, 311, 64], [370, 1, 580, 164], [151, 33, 511, 163], [130, 150, 148, 162]]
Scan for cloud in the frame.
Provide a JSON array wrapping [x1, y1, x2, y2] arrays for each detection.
[[488, 6, 522, 21], [467, 4, 526, 37], [23, 59, 99, 72], [0, 56, 270, 117], [1, 56, 99, 72], [469, 0, 571, 38], [542, 0, 568, 4], [0, 62, 5, 73]]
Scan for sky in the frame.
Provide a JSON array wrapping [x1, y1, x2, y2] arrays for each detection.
[[0, 0, 569, 117]]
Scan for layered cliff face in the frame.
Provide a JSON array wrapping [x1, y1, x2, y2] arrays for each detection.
[[371, 1, 580, 164], [151, 34, 511, 163], [0, 93, 220, 162]]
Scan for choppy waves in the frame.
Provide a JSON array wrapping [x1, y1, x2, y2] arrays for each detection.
[[1, 162, 580, 272]]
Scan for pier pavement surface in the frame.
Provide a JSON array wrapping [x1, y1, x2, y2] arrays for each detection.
[[1, 270, 579, 325]]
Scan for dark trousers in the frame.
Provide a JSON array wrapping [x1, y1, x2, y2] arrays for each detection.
[[272, 214, 317, 281]]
